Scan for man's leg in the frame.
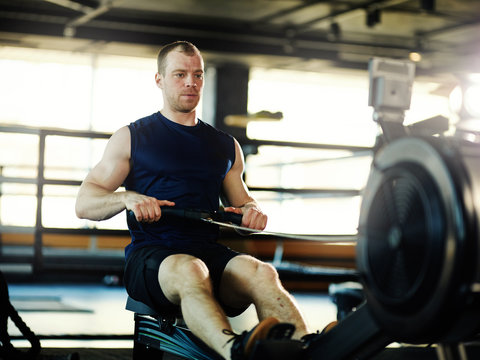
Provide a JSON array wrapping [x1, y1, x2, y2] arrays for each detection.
[[158, 254, 235, 359], [158, 253, 283, 360], [219, 255, 310, 339]]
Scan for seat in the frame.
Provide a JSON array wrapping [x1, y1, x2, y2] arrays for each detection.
[[125, 296, 222, 360]]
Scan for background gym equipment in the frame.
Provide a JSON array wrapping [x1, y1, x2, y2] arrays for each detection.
[[0, 270, 80, 360], [360, 58, 480, 346], [306, 58, 480, 359]]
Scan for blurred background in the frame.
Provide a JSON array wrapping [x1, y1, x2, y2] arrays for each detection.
[[0, 0, 479, 357]]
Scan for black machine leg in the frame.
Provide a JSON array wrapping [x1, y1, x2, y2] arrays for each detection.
[[132, 339, 166, 360], [305, 303, 392, 360], [133, 339, 188, 360], [132, 312, 167, 360], [249, 339, 305, 359]]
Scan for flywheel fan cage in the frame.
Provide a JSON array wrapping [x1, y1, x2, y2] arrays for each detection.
[[364, 163, 447, 314]]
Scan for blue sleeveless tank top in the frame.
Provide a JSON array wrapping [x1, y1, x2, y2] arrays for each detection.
[[123, 112, 236, 258]]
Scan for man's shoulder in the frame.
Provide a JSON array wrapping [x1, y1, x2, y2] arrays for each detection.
[[199, 119, 233, 140], [129, 112, 159, 130]]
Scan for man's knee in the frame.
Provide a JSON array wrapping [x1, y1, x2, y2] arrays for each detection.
[[253, 261, 280, 285], [228, 256, 280, 285], [161, 254, 210, 283], [232, 256, 280, 289], [159, 255, 213, 301]]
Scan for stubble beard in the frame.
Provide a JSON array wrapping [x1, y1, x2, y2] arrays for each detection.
[[167, 92, 200, 114]]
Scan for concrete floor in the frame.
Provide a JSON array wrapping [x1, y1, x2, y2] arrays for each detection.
[[7, 283, 338, 349], [9, 283, 480, 360]]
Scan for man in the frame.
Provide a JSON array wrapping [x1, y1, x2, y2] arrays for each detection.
[[75, 41, 310, 360]]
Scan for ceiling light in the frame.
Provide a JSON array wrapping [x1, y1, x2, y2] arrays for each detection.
[[409, 52, 422, 62]]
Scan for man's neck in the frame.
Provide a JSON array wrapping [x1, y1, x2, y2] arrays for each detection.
[[160, 109, 198, 126]]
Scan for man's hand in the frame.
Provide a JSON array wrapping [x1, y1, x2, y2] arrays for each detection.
[[126, 194, 175, 223], [224, 204, 267, 230]]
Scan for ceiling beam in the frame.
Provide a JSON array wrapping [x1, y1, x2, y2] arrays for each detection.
[[42, 0, 93, 13], [416, 16, 480, 38], [255, 0, 328, 24], [294, 0, 412, 33]]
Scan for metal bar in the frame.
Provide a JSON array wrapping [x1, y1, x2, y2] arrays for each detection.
[[0, 176, 85, 187], [43, 0, 92, 13], [65, 0, 117, 29], [207, 219, 357, 243], [41, 227, 129, 236], [0, 225, 35, 233], [42, 179, 83, 186], [243, 138, 372, 152], [0, 124, 111, 139], [249, 187, 362, 197], [33, 131, 46, 273], [0, 176, 37, 185], [248, 150, 372, 169], [272, 239, 284, 265]]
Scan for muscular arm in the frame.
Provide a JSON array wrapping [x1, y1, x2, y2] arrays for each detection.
[[75, 126, 173, 222], [222, 139, 267, 230]]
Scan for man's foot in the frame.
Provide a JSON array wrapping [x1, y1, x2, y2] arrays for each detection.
[[225, 317, 295, 360]]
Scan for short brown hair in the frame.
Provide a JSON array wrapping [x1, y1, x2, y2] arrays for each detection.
[[157, 41, 201, 75]]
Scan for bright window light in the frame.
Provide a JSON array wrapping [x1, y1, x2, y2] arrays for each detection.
[[464, 84, 480, 119], [449, 85, 463, 115]]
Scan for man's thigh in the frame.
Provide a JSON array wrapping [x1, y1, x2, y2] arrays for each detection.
[[219, 254, 263, 310], [125, 243, 244, 314], [124, 246, 183, 311]]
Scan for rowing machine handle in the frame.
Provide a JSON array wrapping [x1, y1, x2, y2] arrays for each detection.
[[212, 210, 243, 225], [127, 207, 243, 225]]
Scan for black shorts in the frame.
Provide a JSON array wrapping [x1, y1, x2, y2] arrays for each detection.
[[124, 242, 246, 317]]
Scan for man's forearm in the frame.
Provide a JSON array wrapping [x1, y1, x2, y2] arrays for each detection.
[[240, 199, 259, 211], [75, 181, 127, 221]]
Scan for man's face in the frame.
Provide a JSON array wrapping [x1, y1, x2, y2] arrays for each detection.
[[156, 50, 204, 114]]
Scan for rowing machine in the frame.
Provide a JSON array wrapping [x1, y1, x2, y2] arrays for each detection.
[[125, 296, 305, 360]]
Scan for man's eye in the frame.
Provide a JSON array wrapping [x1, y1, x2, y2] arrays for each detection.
[[175, 73, 184, 78]]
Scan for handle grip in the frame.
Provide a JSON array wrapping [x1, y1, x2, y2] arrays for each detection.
[[127, 207, 243, 225], [212, 211, 243, 225]]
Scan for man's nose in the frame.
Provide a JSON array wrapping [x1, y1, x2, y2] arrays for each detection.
[[185, 75, 197, 87]]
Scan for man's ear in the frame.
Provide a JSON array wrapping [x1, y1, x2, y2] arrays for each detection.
[[155, 72, 163, 89]]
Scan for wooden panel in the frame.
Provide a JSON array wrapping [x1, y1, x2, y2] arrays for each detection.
[[43, 234, 90, 248], [96, 236, 131, 249], [1, 233, 34, 245], [2, 233, 356, 269]]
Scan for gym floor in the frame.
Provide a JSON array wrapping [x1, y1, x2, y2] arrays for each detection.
[[7, 282, 338, 359], [10, 283, 478, 360]]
